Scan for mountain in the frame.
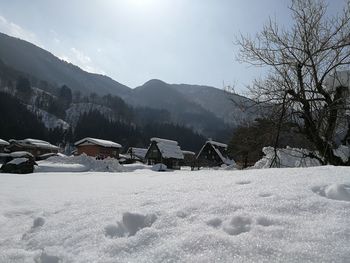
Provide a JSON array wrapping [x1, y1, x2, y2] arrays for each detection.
[[122, 79, 228, 135], [170, 84, 258, 126], [0, 32, 131, 97], [0, 32, 261, 141], [125, 80, 258, 127]]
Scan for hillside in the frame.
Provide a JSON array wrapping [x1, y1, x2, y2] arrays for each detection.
[[0, 32, 261, 141], [0, 33, 131, 97], [125, 80, 230, 136]]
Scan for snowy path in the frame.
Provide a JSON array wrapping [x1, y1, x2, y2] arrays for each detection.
[[0, 166, 350, 262]]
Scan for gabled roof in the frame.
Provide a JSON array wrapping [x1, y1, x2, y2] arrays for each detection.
[[150, 137, 184, 159], [207, 140, 227, 148], [127, 147, 148, 159], [0, 139, 9, 146], [182, 150, 196, 155], [9, 138, 59, 150], [197, 140, 235, 165], [75, 137, 122, 148]]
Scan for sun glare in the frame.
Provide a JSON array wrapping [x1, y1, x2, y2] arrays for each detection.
[[128, 0, 158, 9]]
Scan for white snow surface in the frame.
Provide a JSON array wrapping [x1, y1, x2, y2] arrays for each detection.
[[1, 166, 350, 262], [253, 146, 321, 168], [35, 154, 124, 173], [151, 138, 184, 160], [66, 103, 116, 128], [27, 105, 70, 130], [75, 138, 122, 148]]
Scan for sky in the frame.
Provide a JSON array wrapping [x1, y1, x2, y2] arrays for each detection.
[[0, 0, 345, 91]]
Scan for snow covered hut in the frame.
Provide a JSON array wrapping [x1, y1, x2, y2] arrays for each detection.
[[126, 147, 148, 162], [196, 140, 235, 167], [145, 138, 184, 169], [0, 139, 9, 153], [74, 137, 122, 159], [7, 139, 59, 158]]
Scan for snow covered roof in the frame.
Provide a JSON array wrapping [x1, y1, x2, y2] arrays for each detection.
[[9, 139, 59, 150], [197, 140, 234, 166], [212, 146, 235, 166], [207, 140, 227, 148], [0, 139, 9, 146], [75, 137, 122, 148], [0, 151, 34, 159], [182, 150, 196, 155], [150, 138, 184, 159], [8, 157, 28, 165], [127, 147, 148, 159]]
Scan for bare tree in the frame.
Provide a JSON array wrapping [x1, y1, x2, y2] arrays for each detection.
[[236, 0, 350, 165]]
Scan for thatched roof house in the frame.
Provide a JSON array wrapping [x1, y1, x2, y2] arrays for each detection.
[[0, 139, 9, 153], [7, 139, 59, 158], [196, 140, 235, 167], [145, 138, 184, 169]]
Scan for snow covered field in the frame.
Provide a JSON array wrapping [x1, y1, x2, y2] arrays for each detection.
[[1, 166, 350, 262]]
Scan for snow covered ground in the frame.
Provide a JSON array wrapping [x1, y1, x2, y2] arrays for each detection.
[[1, 166, 350, 262]]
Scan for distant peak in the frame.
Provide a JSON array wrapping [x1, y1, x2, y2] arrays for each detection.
[[143, 79, 167, 86]]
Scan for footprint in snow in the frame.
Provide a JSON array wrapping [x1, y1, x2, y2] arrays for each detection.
[[259, 193, 273, 198], [236, 180, 251, 185], [22, 217, 46, 240], [32, 217, 45, 228], [35, 252, 61, 263], [312, 184, 350, 202], [206, 217, 222, 228], [211, 215, 276, 236], [256, 216, 274, 227], [223, 215, 252, 235], [105, 212, 157, 238]]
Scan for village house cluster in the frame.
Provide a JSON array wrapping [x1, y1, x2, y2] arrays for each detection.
[[0, 136, 235, 172]]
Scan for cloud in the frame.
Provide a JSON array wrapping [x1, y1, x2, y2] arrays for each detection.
[[60, 47, 105, 75], [0, 15, 41, 46], [71, 47, 91, 65], [0, 15, 104, 75]]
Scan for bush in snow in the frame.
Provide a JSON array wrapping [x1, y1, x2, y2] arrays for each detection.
[[253, 146, 321, 169]]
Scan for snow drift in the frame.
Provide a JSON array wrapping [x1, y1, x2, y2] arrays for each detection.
[[35, 154, 124, 173], [253, 146, 321, 168]]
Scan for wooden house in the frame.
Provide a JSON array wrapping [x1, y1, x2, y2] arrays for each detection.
[[7, 138, 59, 158], [196, 140, 235, 167], [0, 139, 9, 153], [74, 137, 122, 159], [145, 138, 184, 169], [126, 147, 148, 162], [181, 150, 196, 166]]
